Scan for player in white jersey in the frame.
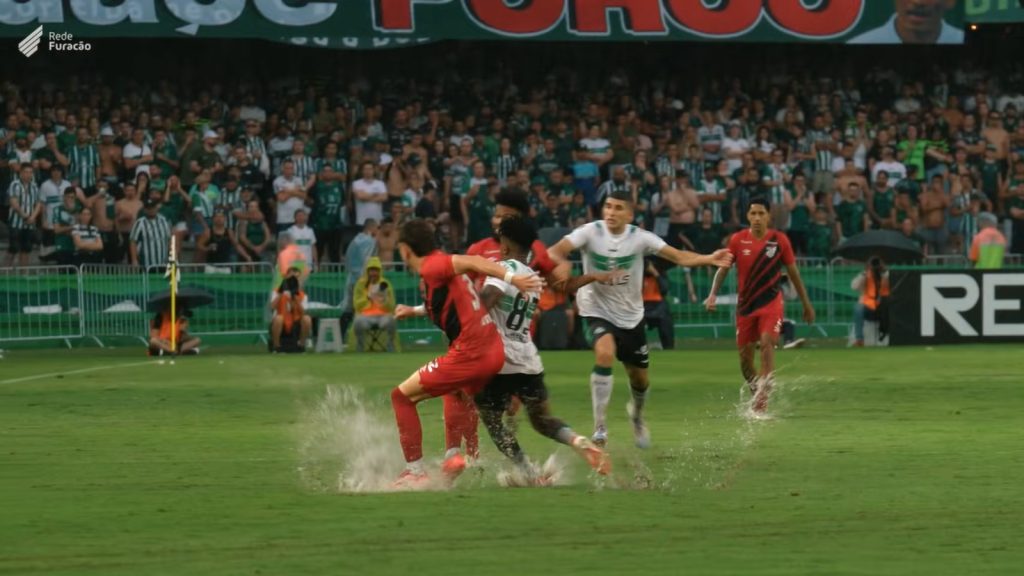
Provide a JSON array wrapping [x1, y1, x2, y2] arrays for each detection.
[[475, 217, 614, 482], [548, 189, 733, 448]]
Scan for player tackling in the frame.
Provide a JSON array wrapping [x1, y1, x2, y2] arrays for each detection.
[[390, 220, 543, 488], [476, 216, 614, 482], [704, 196, 815, 414], [548, 189, 733, 448]]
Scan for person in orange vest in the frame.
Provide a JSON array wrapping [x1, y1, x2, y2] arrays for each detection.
[[642, 260, 674, 350], [851, 256, 890, 347], [270, 267, 312, 352], [274, 233, 309, 290], [352, 256, 396, 352], [969, 212, 1006, 269], [148, 308, 201, 356]]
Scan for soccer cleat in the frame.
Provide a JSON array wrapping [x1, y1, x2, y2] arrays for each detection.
[[441, 452, 467, 482], [626, 402, 651, 449], [392, 468, 429, 489], [783, 338, 806, 350], [591, 426, 608, 448], [632, 420, 651, 449], [752, 391, 769, 413], [572, 436, 611, 475], [751, 377, 773, 413]]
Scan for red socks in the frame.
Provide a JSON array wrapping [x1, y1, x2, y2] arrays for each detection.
[[391, 387, 422, 463], [443, 392, 479, 458]]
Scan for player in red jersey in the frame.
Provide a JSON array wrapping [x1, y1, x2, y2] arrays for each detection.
[[390, 219, 544, 488], [704, 196, 815, 414], [454, 188, 571, 457], [466, 187, 570, 286]]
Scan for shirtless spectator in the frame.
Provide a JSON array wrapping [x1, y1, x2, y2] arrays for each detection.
[[376, 217, 398, 265], [666, 175, 700, 250], [86, 180, 119, 263], [982, 110, 1011, 162], [98, 127, 122, 193], [918, 175, 951, 255], [115, 182, 143, 263]]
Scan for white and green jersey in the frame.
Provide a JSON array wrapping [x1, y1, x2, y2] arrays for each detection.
[[484, 259, 543, 375], [565, 222, 667, 329]]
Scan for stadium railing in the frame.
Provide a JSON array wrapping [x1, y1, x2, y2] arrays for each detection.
[[0, 265, 83, 346], [2, 257, 1021, 346], [80, 264, 150, 345]]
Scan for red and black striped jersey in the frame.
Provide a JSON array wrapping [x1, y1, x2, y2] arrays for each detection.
[[727, 229, 795, 317], [419, 250, 499, 348]]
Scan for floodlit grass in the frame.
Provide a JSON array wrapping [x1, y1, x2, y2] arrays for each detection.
[[1, 345, 1022, 575]]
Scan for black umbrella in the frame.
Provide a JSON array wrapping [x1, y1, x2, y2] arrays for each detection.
[[147, 287, 215, 312], [833, 230, 924, 264]]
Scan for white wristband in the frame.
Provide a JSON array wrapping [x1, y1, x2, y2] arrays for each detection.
[[504, 271, 515, 284], [413, 304, 425, 314]]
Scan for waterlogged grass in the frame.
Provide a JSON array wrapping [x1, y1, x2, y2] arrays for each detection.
[[1, 346, 1022, 575]]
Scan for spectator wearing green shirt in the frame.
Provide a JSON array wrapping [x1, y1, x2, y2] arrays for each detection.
[[978, 146, 1004, 212], [151, 129, 179, 179], [464, 161, 494, 245], [835, 182, 870, 242], [51, 188, 80, 265], [237, 199, 272, 264], [807, 207, 834, 260], [866, 171, 897, 230], [786, 173, 816, 255], [897, 125, 928, 181], [536, 193, 567, 229], [567, 191, 591, 228], [160, 175, 191, 255], [310, 163, 344, 264]]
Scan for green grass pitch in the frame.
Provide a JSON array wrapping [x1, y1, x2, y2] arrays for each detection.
[[1, 345, 1022, 575]]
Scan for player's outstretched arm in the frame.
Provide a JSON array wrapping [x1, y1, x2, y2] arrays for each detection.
[[547, 238, 576, 267], [656, 245, 734, 269], [451, 255, 545, 294], [704, 266, 730, 312], [547, 260, 572, 292], [395, 304, 427, 320], [785, 263, 816, 324], [564, 270, 626, 295]]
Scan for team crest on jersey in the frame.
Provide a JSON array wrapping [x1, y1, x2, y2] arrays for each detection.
[[765, 243, 778, 258]]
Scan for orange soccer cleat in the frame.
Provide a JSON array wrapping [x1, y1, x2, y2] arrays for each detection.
[[572, 436, 611, 475]]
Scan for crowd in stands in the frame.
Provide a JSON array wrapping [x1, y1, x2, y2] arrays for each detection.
[[2, 40, 1023, 275]]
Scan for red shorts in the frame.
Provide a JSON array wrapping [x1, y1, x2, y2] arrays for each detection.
[[736, 297, 784, 348], [418, 337, 505, 397]]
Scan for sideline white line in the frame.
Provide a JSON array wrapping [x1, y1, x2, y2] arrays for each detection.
[[0, 360, 156, 385]]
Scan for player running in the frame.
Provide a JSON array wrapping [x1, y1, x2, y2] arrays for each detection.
[[548, 189, 733, 448], [703, 196, 815, 414], [390, 219, 543, 488], [476, 216, 614, 483]]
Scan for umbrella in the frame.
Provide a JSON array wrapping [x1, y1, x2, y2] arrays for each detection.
[[833, 230, 923, 264], [147, 287, 215, 312]]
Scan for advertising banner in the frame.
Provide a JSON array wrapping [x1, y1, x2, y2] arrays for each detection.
[[888, 269, 1024, 346], [0, 1, 965, 46]]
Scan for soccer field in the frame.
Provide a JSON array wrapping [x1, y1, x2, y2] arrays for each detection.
[[1, 345, 1022, 575]]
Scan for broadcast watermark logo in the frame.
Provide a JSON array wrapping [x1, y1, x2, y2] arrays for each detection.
[[18, 26, 92, 58], [18, 25, 42, 57]]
